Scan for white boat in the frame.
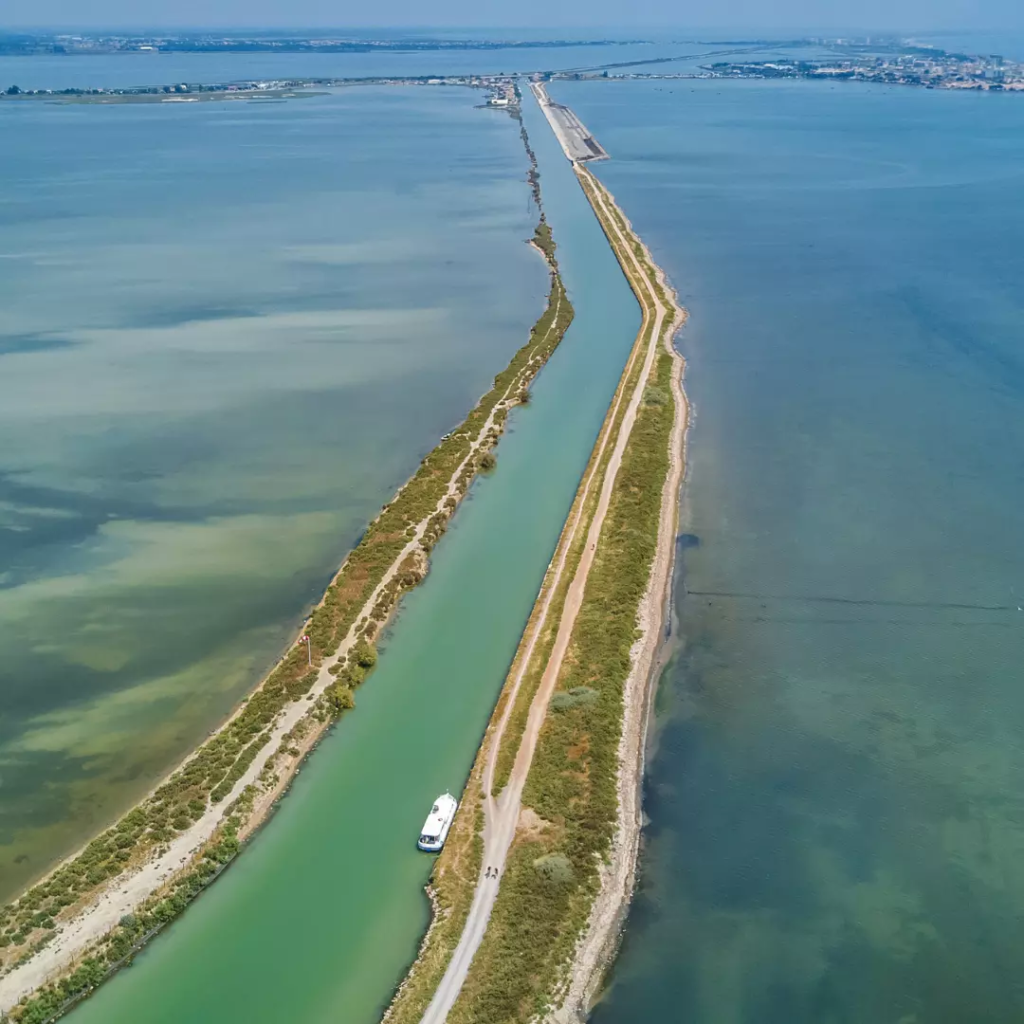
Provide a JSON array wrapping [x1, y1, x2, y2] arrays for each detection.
[[417, 793, 458, 852]]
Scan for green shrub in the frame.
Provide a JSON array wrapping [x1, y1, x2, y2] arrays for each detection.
[[549, 687, 598, 711], [532, 854, 574, 884]]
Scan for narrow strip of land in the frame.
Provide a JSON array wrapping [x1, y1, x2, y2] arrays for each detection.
[[552, 166, 688, 1022], [415, 95, 686, 1024], [420, 199, 653, 1024], [0, 355, 524, 1014]]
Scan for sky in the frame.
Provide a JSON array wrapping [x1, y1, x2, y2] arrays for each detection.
[[2, 0, 1023, 33]]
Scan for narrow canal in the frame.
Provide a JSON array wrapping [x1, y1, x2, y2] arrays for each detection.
[[67, 88, 639, 1024]]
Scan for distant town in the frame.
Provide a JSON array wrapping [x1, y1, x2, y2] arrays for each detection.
[[703, 46, 1024, 91], [3, 38, 1022, 100]]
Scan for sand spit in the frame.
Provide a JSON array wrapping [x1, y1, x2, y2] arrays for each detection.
[[389, 153, 687, 1023], [548, 171, 689, 1023]]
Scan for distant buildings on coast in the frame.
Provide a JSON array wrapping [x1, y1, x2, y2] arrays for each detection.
[[705, 48, 1024, 91], [7, 38, 1017, 107]]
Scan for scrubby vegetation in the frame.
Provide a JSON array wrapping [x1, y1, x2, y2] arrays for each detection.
[[443, 170, 681, 1023], [532, 218, 557, 263], [490, 306, 656, 795], [450, 344, 676, 1024], [8, 810, 245, 1023]]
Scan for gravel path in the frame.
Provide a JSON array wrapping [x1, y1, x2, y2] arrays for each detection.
[[419, 129, 680, 1024]]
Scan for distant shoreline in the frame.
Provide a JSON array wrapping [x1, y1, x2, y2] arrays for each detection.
[[0, 77, 501, 104], [7, 36, 1023, 109], [0, 35, 645, 59]]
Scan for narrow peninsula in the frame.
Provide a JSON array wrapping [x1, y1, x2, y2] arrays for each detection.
[[384, 85, 688, 1024]]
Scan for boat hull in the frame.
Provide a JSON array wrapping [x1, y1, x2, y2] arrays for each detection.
[[417, 793, 458, 852]]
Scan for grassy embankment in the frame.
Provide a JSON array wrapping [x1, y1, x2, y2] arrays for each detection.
[[383, 270, 650, 1024], [450, 353, 675, 1022], [384, 171, 678, 1024], [454, 350, 674, 1024], [446, 177, 678, 1024], [3, 217, 572, 1024], [489, 307, 654, 796], [381, 209, 582, 1024], [488, 172, 674, 802]]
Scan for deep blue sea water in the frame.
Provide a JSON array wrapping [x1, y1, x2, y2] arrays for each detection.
[[552, 77, 1024, 1022]]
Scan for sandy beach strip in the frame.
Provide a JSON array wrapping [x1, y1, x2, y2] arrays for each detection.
[[549, 169, 689, 1023]]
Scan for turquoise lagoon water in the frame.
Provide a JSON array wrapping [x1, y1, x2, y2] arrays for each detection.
[[0, 85, 551, 899], [552, 78, 1024, 1022], [64, 85, 640, 1023]]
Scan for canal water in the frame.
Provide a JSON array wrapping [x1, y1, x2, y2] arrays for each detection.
[[66, 88, 640, 1023]]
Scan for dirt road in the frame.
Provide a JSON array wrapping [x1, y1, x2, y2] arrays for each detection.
[[419, 161, 677, 1024]]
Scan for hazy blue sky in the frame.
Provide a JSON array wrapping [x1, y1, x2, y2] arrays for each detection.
[[3, 0, 1023, 32]]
